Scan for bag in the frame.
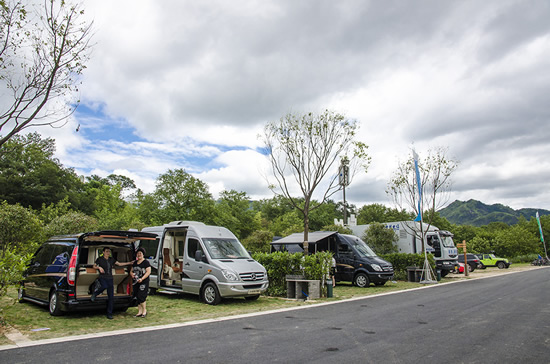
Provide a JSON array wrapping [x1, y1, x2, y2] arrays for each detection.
[[89, 278, 102, 294]]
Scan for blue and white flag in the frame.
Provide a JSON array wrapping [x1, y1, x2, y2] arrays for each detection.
[[413, 149, 422, 222]]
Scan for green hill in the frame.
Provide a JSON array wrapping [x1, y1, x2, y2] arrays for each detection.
[[439, 199, 550, 226]]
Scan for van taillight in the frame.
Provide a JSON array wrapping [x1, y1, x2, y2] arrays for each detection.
[[67, 246, 79, 286]]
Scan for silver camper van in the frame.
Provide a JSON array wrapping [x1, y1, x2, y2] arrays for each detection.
[[140, 221, 268, 305]]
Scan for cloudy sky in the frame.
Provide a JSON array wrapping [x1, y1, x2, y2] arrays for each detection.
[[34, 0, 550, 211]]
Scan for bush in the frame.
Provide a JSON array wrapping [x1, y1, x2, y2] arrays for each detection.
[[510, 253, 540, 264], [381, 253, 434, 280], [253, 251, 332, 297], [0, 202, 44, 296]]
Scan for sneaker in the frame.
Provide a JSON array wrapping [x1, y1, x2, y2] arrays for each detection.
[[106, 314, 113, 320]]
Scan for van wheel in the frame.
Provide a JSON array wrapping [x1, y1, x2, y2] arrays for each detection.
[[245, 295, 260, 301], [18, 285, 26, 303], [354, 273, 370, 288], [497, 261, 506, 269], [202, 282, 221, 305], [49, 291, 63, 316]]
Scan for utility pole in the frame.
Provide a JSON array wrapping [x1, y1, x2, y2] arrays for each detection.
[[339, 158, 350, 225]]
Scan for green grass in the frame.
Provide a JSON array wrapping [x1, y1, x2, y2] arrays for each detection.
[[0, 280, 428, 345]]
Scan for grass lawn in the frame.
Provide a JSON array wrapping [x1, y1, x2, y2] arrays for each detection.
[[0, 280, 428, 345]]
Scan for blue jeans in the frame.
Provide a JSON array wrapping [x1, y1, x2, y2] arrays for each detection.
[[94, 277, 114, 315]]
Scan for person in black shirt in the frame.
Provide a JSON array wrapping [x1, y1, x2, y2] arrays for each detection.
[[92, 247, 133, 319], [130, 247, 152, 317]]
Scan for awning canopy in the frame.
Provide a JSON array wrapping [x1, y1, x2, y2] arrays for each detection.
[[271, 231, 338, 245]]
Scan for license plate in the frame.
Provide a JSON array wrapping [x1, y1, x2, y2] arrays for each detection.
[[248, 289, 261, 294]]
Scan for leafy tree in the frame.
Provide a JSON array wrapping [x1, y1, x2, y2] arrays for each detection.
[[320, 224, 353, 234], [152, 169, 216, 224], [44, 211, 98, 236], [270, 210, 304, 238], [356, 203, 413, 224], [362, 222, 398, 255], [242, 230, 273, 253], [492, 225, 539, 258], [0, 133, 82, 209], [262, 109, 370, 254], [214, 190, 261, 239], [0, 0, 94, 147], [0, 201, 43, 295], [386, 146, 458, 252]]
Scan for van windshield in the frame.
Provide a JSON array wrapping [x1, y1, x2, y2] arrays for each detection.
[[342, 235, 377, 258], [203, 238, 251, 259], [440, 235, 455, 248]]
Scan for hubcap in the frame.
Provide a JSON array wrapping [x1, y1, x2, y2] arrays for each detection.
[[205, 286, 215, 303], [50, 294, 57, 313], [357, 275, 367, 287]]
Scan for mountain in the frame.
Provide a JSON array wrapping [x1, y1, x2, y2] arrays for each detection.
[[438, 199, 550, 226]]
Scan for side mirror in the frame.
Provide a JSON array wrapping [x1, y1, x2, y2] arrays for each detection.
[[195, 250, 204, 262]]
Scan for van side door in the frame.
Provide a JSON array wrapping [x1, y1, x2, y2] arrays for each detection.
[[335, 242, 355, 282], [182, 237, 206, 295]]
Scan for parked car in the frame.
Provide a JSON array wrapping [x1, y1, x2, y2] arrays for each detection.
[[18, 230, 157, 316], [457, 253, 482, 272], [477, 253, 511, 269], [450, 262, 465, 274]]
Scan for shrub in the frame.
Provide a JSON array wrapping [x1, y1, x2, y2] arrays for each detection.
[[381, 253, 434, 281], [253, 251, 332, 297]]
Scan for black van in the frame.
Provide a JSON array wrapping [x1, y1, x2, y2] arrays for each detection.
[[18, 230, 157, 316], [271, 231, 394, 287]]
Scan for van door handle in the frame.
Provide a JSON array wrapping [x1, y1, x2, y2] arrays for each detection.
[[185, 262, 190, 266]]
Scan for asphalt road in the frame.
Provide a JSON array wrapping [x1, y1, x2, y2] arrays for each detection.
[[2, 268, 549, 363]]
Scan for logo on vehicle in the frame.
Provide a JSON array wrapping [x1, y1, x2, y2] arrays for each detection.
[[250, 273, 257, 280]]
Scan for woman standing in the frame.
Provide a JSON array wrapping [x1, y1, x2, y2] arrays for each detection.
[[131, 247, 151, 317]]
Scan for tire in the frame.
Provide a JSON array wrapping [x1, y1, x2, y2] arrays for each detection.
[[18, 285, 26, 303], [468, 263, 475, 273], [245, 295, 260, 301], [49, 291, 63, 316], [202, 282, 221, 305], [440, 270, 449, 277], [354, 273, 370, 288], [497, 261, 506, 269], [374, 282, 386, 286]]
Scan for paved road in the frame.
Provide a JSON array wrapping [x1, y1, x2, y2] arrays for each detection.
[[2, 268, 549, 363]]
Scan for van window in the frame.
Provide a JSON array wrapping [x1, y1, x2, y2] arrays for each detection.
[[187, 238, 201, 258], [203, 238, 250, 259], [139, 238, 160, 259], [34, 244, 55, 265]]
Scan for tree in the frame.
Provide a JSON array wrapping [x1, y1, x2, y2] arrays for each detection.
[[386, 146, 458, 252], [356, 203, 413, 224], [0, 0, 94, 148], [262, 110, 370, 254], [0, 201, 43, 296], [361, 222, 398, 255], [152, 169, 216, 224], [214, 190, 261, 239], [0, 132, 83, 209]]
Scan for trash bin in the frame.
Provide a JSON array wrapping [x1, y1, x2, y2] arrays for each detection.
[[327, 280, 333, 298]]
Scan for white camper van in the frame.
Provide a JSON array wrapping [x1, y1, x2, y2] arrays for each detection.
[[350, 221, 458, 277], [140, 221, 269, 305]]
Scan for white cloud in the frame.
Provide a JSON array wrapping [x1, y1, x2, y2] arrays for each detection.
[[21, 0, 550, 212]]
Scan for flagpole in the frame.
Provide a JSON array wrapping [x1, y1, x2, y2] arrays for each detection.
[[413, 149, 436, 284]]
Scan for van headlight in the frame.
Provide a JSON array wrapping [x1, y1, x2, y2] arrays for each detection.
[[371, 264, 382, 272], [222, 270, 239, 281]]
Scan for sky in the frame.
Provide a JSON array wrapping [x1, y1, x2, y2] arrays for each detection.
[[30, 0, 550, 212]]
